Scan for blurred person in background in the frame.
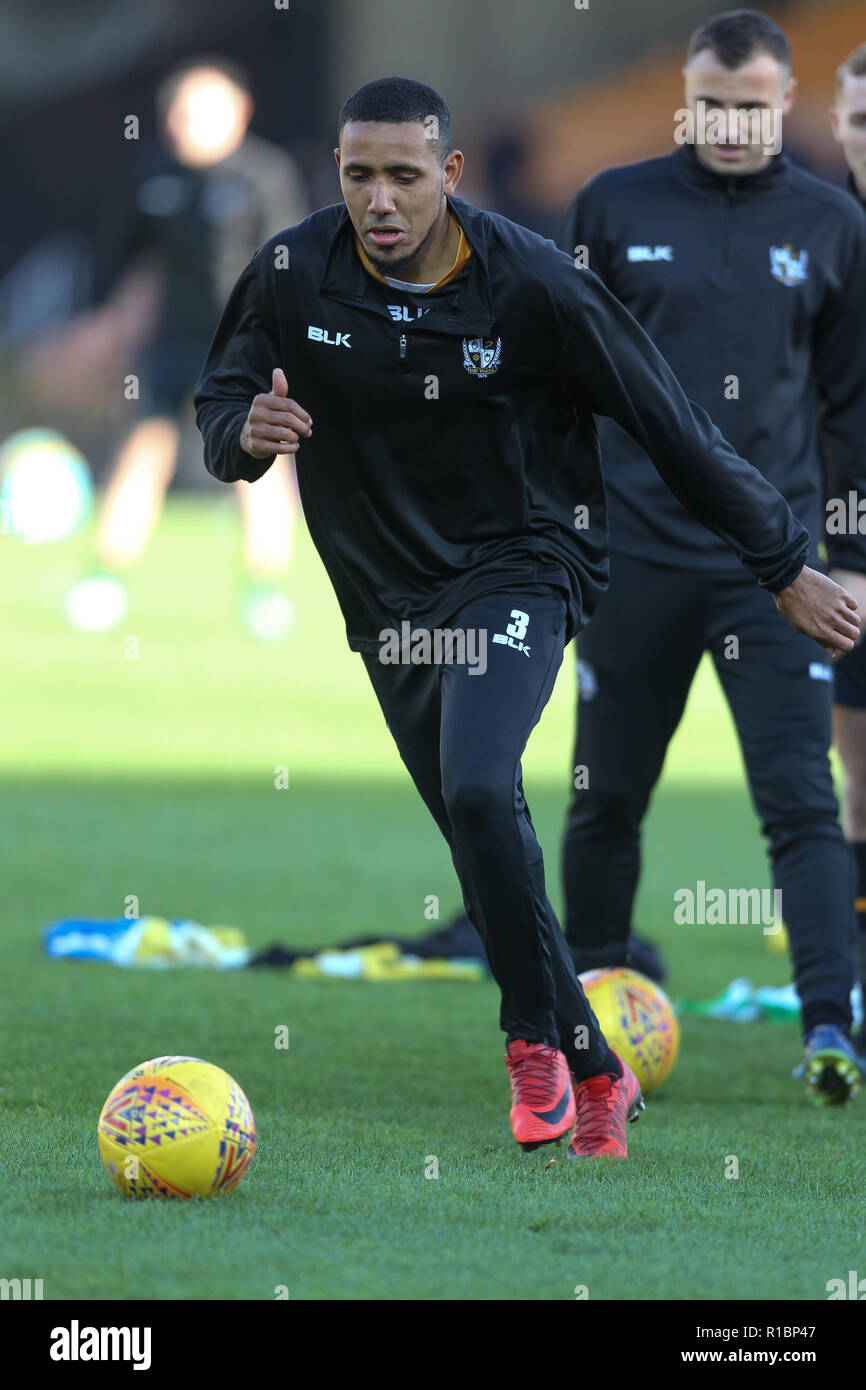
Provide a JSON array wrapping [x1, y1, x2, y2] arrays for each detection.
[[64, 57, 309, 639], [558, 9, 866, 1101], [829, 41, 866, 1047]]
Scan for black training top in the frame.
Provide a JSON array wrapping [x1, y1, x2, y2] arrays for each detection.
[[559, 144, 866, 577], [195, 193, 809, 652]]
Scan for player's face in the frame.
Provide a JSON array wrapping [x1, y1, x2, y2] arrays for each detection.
[[683, 49, 795, 177], [830, 73, 866, 194], [336, 121, 462, 276], [164, 70, 251, 168]]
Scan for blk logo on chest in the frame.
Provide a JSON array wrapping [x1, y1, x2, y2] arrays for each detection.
[[627, 245, 674, 262], [307, 326, 351, 347]]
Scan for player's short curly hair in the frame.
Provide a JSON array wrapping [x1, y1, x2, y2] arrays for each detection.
[[337, 77, 452, 164], [686, 9, 791, 73]]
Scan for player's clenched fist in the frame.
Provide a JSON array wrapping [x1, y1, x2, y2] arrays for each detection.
[[774, 564, 862, 657], [239, 367, 313, 458]]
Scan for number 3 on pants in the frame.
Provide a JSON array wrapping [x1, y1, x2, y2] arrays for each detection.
[[506, 610, 530, 641]]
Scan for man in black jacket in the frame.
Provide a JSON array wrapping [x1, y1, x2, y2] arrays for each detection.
[[559, 10, 866, 1102], [196, 76, 859, 1152]]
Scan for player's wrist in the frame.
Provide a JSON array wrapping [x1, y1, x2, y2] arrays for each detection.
[[239, 418, 272, 460], [767, 559, 806, 596]]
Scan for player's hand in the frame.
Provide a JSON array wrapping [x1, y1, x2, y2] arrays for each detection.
[[773, 564, 861, 658], [828, 569, 866, 649], [239, 368, 313, 458]]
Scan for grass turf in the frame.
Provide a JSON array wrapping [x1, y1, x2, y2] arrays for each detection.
[[1, 494, 864, 1300]]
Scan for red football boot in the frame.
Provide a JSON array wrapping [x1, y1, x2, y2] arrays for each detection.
[[506, 1040, 576, 1151], [568, 1054, 644, 1159]]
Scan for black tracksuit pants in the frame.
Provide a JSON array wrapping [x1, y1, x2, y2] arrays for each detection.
[[561, 552, 856, 1035], [361, 584, 619, 1081]]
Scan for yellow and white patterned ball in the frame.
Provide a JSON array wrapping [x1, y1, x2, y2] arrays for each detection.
[[579, 967, 679, 1094], [97, 1056, 256, 1198]]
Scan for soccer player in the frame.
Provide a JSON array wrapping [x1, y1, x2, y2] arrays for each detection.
[[196, 76, 859, 1155], [559, 10, 866, 1102], [829, 42, 866, 1046], [65, 58, 308, 639]]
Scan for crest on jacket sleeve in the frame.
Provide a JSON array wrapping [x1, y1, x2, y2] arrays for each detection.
[[769, 245, 809, 286], [461, 336, 502, 378]]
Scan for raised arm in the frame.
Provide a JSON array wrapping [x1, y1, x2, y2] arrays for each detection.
[[194, 250, 310, 484]]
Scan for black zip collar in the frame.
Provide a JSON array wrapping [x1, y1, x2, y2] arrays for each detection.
[[672, 141, 790, 199], [319, 194, 497, 335]]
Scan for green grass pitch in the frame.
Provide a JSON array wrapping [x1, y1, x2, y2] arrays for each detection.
[[2, 493, 864, 1300]]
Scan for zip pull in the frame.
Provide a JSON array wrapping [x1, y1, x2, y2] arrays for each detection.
[[399, 333, 407, 361]]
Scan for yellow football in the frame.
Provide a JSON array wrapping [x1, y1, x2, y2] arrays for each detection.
[[579, 967, 679, 1094], [97, 1056, 256, 1198]]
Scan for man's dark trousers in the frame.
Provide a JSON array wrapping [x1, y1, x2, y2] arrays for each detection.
[[562, 552, 856, 1035], [362, 583, 618, 1080]]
